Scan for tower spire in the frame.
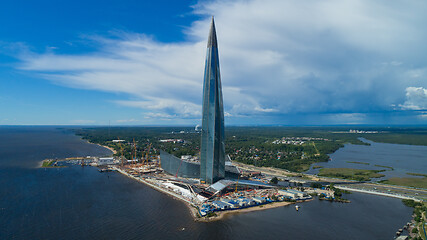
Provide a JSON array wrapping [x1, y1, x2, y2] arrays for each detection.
[[207, 16, 217, 48]]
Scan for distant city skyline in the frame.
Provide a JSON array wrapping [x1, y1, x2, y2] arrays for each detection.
[[1, 0, 426, 125]]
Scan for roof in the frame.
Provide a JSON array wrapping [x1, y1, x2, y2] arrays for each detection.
[[286, 189, 304, 194], [207, 179, 273, 193], [212, 200, 228, 208], [208, 179, 235, 193], [237, 179, 273, 187]]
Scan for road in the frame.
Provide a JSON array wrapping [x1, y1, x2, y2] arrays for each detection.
[[233, 161, 427, 201]]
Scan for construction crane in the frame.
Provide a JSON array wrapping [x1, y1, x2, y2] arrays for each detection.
[[132, 138, 137, 166], [144, 143, 152, 166], [175, 158, 184, 178], [117, 137, 125, 166], [235, 174, 240, 193]]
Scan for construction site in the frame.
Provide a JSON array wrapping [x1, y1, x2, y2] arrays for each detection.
[[43, 138, 319, 219]]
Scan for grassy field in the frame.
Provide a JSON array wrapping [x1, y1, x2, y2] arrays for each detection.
[[318, 168, 385, 181], [374, 164, 394, 170], [380, 177, 427, 189], [41, 160, 64, 168], [42, 160, 54, 167], [407, 172, 427, 178], [364, 132, 427, 146], [346, 161, 370, 165]]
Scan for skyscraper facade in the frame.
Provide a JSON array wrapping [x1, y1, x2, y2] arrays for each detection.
[[200, 17, 226, 184]]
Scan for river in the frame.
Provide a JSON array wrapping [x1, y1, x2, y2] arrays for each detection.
[[306, 138, 427, 179]]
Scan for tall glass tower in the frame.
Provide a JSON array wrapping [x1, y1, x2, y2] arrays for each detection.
[[200, 17, 226, 184]]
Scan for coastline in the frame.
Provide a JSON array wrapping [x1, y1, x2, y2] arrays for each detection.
[[198, 200, 298, 222], [96, 143, 117, 155], [112, 167, 201, 215], [38, 160, 44, 168], [111, 166, 303, 222], [70, 131, 117, 155], [83, 138, 117, 155]]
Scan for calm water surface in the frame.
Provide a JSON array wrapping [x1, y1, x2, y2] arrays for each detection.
[[307, 138, 427, 179], [0, 127, 413, 239]]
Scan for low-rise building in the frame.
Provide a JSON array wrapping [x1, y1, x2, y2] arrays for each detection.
[[253, 196, 267, 204], [278, 189, 310, 200], [98, 157, 115, 165], [236, 197, 256, 207], [212, 201, 230, 210]]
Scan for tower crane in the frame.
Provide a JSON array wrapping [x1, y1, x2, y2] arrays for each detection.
[[144, 143, 152, 165], [117, 137, 125, 167]]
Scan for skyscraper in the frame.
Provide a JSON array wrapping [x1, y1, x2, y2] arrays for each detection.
[[200, 17, 226, 184]]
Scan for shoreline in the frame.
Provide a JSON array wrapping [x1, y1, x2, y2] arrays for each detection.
[[96, 143, 117, 155], [111, 166, 305, 222], [38, 160, 44, 168], [198, 200, 298, 222], [84, 138, 117, 155], [112, 167, 200, 213]]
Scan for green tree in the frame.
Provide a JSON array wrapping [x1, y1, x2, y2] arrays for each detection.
[[270, 177, 279, 184]]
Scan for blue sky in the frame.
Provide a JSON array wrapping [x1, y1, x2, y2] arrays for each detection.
[[1, 0, 426, 126]]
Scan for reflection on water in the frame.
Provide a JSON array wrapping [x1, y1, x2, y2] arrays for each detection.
[[0, 128, 414, 239]]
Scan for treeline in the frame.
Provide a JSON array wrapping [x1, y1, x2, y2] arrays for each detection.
[[72, 126, 427, 172]]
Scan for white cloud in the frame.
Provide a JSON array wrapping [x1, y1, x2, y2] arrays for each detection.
[[144, 112, 175, 120], [399, 87, 427, 110], [116, 98, 202, 119], [13, 0, 427, 123]]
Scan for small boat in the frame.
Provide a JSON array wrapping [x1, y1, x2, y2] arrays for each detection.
[[295, 205, 299, 211]]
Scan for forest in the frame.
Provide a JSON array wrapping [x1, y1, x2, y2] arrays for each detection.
[[72, 126, 427, 173]]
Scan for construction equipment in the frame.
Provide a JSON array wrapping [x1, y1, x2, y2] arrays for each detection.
[[144, 143, 152, 165], [175, 158, 184, 178], [133, 138, 137, 166], [235, 174, 240, 193], [117, 137, 125, 166]]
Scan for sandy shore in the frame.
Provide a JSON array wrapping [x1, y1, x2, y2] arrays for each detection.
[[113, 166, 302, 222], [96, 143, 117, 155], [38, 159, 45, 168], [81, 138, 117, 155], [196, 200, 301, 222]]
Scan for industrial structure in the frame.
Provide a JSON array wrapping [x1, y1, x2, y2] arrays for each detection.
[[159, 150, 239, 179]]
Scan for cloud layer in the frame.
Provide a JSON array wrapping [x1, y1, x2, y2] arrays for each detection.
[[400, 87, 427, 110], [15, 0, 427, 124]]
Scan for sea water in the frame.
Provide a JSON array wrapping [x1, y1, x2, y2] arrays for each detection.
[[0, 127, 413, 239]]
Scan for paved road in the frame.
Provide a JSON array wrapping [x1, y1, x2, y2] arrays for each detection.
[[233, 162, 427, 201]]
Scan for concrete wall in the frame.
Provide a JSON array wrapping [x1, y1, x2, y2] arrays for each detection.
[[160, 150, 200, 178]]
